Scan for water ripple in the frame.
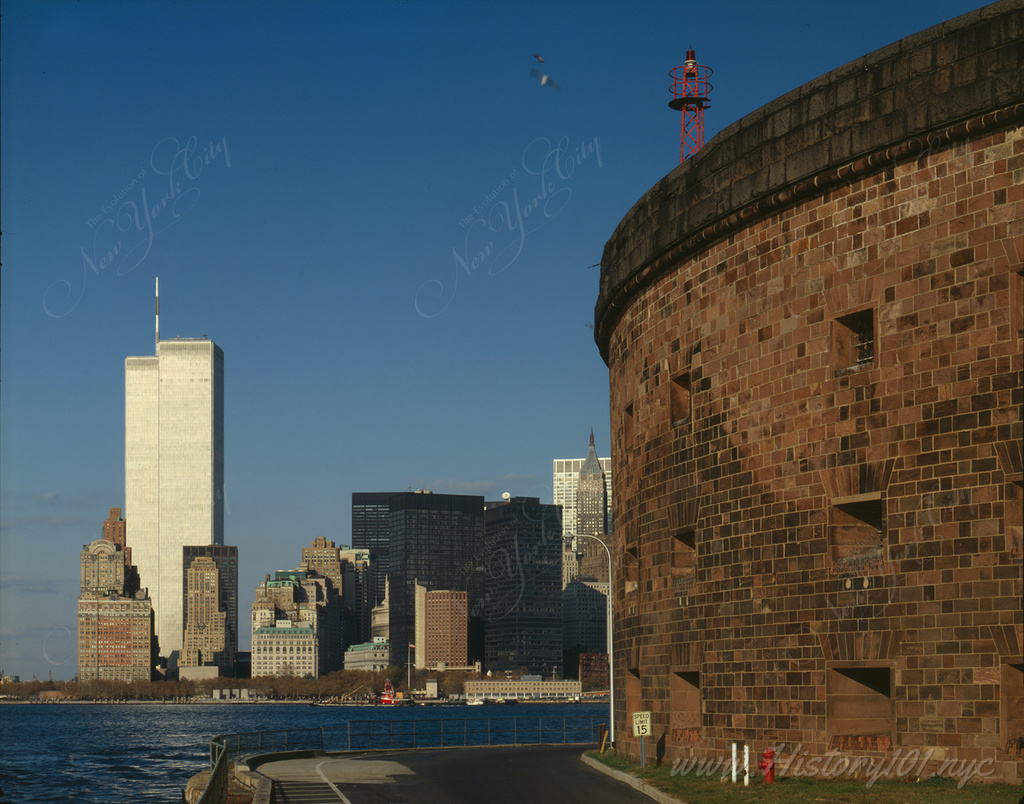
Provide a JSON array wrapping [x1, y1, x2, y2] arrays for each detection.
[[0, 701, 605, 802]]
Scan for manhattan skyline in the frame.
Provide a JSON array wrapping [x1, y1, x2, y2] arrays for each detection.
[[0, 0, 988, 681]]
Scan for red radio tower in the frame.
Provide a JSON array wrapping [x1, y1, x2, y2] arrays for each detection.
[[668, 49, 713, 163]]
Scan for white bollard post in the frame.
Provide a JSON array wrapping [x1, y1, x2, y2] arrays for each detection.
[[731, 742, 737, 783], [744, 744, 750, 786]]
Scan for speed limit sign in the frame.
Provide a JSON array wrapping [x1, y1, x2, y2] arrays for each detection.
[[632, 711, 651, 736]]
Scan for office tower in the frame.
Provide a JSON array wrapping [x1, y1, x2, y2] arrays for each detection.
[[414, 583, 468, 670], [556, 433, 611, 660], [387, 491, 485, 667], [301, 537, 374, 651], [482, 497, 563, 676], [575, 431, 611, 583], [352, 492, 398, 607], [180, 557, 228, 675], [182, 545, 238, 663], [371, 578, 390, 641], [302, 537, 345, 588], [103, 507, 140, 595], [250, 569, 341, 677], [562, 577, 610, 655], [102, 507, 130, 564], [299, 536, 345, 660], [337, 547, 373, 650], [78, 511, 155, 683], [81, 536, 127, 596], [578, 651, 609, 689], [181, 545, 237, 677], [553, 432, 612, 587], [297, 571, 342, 674], [125, 280, 224, 664], [576, 431, 608, 537], [77, 590, 155, 684]]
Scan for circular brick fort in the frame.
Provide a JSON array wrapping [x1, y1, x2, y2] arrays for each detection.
[[596, 0, 1023, 783]]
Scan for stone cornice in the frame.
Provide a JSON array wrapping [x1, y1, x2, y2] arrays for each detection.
[[595, 0, 1024, 363]]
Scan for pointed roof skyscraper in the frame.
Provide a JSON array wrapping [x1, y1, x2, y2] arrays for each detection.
[[580, 429, 603, 480], [575, 430, 610, 582]]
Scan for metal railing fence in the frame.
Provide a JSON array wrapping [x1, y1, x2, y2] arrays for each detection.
[[192, 738, 227, 804], [217, 715, 602, 763], [194, 715, 603, 804]]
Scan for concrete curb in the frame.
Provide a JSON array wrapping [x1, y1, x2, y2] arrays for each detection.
[[241, 749, 324, 769], [235, 754, 308, 804], [580, 752, 687, 804], [233, 766, 271, 804]]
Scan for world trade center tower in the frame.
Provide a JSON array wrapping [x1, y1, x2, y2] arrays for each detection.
[[125, 279, 224, 667]]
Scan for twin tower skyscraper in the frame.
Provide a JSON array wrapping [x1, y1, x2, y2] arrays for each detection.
[[124, 279, 225, 666]]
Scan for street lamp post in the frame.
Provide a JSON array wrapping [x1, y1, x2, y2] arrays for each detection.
[[568, 534, 615, 746]]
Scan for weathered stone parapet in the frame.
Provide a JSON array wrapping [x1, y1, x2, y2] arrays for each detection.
[[596, 0, 1024, 358], [596, 0, 1023, 784]]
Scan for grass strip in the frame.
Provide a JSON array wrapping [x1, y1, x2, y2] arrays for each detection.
[[585, 750, 1022, 804]]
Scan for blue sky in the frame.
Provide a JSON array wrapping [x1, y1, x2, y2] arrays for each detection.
[[1, 0, 987, 680]]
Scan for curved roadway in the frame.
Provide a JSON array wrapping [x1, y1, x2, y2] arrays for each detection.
[[259, 744, 656, 804]]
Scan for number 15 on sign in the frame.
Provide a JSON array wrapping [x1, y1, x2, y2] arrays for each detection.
[[632, 711, 651, 767]]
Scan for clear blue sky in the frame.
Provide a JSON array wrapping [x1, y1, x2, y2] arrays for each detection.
[[1, 0, 986, 680]]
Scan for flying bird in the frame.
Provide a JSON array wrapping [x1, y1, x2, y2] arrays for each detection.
[[530, 68, 560, 92], [533, 53, 544, 63]]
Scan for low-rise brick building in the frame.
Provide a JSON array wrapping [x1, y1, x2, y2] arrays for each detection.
[[464, 678, 581, 702]]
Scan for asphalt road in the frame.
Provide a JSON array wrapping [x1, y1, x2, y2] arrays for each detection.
[[259, 744, 656, 804]]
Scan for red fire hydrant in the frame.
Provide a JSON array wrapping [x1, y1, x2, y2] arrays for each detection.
[[758, 747, 775, 783]]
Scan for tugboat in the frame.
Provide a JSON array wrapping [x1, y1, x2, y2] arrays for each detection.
[[380, 680, 402, 705]]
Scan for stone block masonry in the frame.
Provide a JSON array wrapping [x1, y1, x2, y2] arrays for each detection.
[[596, 0, 1023, 784]]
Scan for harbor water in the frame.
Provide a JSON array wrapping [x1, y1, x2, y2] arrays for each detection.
[[0, 701, 607, 803]]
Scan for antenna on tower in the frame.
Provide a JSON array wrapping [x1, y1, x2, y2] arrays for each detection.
[[668, 49, 713, 163], [155, 276, 160, 348]]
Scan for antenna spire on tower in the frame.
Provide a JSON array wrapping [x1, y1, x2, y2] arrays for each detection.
[[155, 277, 160, 349]]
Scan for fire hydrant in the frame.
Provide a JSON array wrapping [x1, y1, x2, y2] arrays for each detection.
[[758, 747, 775, 783]]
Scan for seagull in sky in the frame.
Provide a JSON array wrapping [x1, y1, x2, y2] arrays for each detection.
[[530, 68, 560, 92], [533, 53, 545, 63]]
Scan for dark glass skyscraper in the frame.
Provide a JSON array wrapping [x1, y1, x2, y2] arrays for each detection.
[[482, 497, 563, 676], [387, 491, 485, 667], [352, 492, 398, 607]]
